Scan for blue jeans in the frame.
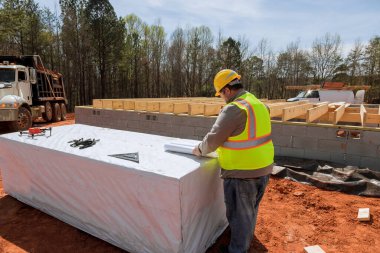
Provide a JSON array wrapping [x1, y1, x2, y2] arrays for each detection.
[[223, 175, 270, 253]]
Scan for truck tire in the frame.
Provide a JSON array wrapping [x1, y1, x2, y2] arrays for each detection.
[[52, 103, 62, 122], [9, 107, 32, 132], [60, 103, 67, 120], [43, 101, 53, 122]]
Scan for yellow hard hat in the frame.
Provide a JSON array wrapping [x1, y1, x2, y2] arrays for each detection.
[[213, 69, 241, 96]]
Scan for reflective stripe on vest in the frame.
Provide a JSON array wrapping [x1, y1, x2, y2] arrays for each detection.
[[222, 98, 272, 150], [222, 134, 272, 150]]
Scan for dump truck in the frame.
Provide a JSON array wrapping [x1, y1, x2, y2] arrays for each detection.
[[0, 55, 67, 131]]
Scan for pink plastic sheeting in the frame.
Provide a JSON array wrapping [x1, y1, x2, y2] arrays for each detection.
[[0, 124, 227, 253]]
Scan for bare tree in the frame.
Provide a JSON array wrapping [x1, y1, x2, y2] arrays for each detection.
[[309, 33, 343, 83], [346, 39, 365, 85]]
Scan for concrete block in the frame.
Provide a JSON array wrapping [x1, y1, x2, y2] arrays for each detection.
[[357, 208, 370, 221], [171, 115, 201, 127], [127, 120, 142, 130], [272, 135, 292, 148], [304, 149, 331, 161], [138, 112, 156, 122], [328, 153, 361, 166], [344, 154, 361, 166], [362, 131, 380, 145], [121, 111, 141, 121], [271, 123, 282, 135], [151, 122, 171, 134], [318, 139, 347, 152], [189, 116, 213, 127], [197, 116, 217, 128], [154, 113, 174, 124], [194, 127, 210, 138], [172, 126, 195, 136], [346, 142, 378, 157], [360, 156, 380, 171], [281, 147, 305, 158], [306, 126, 330, 138], [281, 124, 307, 137], [273, 146, 282, 156], [304, 245, 325, 253], [292, 136, 319, 150]]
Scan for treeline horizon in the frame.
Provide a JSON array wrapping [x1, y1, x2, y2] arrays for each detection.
[[0, 0, 379, 111]]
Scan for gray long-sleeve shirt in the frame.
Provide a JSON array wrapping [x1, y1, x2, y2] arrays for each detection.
[[198, 89, 273, 179]]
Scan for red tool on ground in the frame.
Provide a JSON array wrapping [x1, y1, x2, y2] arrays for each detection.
[[19, 127, 52, 139]]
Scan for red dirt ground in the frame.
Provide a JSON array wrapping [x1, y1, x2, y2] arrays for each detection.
[[0, 115, 379, 253]]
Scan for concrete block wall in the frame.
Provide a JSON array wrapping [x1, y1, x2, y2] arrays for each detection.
[[76, 107, 380, 171], [75, 107, 217, 141], [273, 123, 380, 170]]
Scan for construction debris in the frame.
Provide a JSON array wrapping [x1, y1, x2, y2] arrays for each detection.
[[357, 208, 371, 221], [304, 245, 326, 253], [272, 158, 380, 197]]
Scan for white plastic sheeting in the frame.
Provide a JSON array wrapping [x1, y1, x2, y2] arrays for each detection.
[[0, 124, 227, 253]]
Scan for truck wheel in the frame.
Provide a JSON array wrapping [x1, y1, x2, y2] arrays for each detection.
[[60, 103, 67, 120], [9, 107, 32, 131], [52, 103, 62, 122], [43, 101, 53, 122]]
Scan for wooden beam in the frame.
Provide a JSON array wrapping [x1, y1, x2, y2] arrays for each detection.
[[135, 101, 147, 111], [93, 99, 102, 109], [123, 101, 135, 110], [340, 113, 361, 123], [173, 103, 189, 114], [112, 100, 124, 110], [265, 99, 287, 103], [365, 113, 380, 124], [306, 103, 329, 123], [360, 104, 367, 126], [282, 103, 313, 121], [146, 101, 160, 112], [330, 103, 347, 124], [204, 104, 223, 116], [189, 103, 205, 115], [102, 100, 113, 109], [267, 101, 308, 117], [159, 101, 174, 113]]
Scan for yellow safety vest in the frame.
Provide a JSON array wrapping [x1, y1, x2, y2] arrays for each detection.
[[217, 92, 274, 170]]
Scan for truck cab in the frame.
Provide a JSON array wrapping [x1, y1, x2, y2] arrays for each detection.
[[287, 89, 366, 104], [0, 65, 32, 104], [0, 55, 67, 131]]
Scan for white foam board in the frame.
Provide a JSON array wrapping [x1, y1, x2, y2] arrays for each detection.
[[0, 124, 227, 253]]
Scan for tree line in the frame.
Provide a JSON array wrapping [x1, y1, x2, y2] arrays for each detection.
[[0, 0, 379, 111]]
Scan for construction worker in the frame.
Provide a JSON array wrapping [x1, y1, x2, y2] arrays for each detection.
[[192, 69, 274, 253]]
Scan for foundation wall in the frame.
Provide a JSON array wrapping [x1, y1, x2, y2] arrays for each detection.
[[76, 106, 380, 171]]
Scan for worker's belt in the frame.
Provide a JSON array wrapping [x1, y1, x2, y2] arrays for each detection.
[[222, 134, 272, 149]]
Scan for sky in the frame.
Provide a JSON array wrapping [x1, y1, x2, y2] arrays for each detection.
[[36, 0, 380, 54]]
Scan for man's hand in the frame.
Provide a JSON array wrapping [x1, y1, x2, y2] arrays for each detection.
[[192, 145, 202, 156]]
